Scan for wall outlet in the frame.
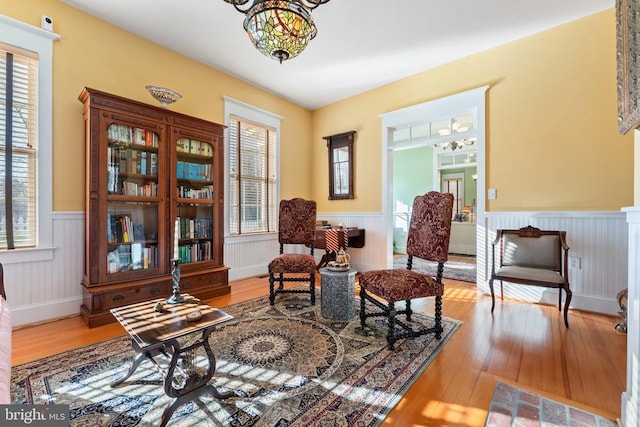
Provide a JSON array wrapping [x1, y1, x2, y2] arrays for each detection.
[[569, 256, 581, 270], [488, 188, 497, 200]]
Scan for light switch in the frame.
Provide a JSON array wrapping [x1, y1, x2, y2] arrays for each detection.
[[488, 188, 497, 200]]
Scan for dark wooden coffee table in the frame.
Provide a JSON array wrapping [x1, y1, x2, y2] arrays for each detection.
[[110, 294, 234, 426]]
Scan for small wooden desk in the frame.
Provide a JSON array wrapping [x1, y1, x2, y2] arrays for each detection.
[[110, 294, 233, 426], [314, 228, 365, 268]]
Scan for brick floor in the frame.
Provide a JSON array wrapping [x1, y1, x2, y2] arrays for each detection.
[[485, 382, 618, 427]]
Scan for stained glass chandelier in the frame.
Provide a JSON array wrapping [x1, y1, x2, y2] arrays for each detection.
[[223, 0, 331, 63]]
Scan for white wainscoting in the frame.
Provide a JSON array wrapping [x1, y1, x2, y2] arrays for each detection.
[[2, 210, 626, 327], [224, 213, 387, 282], [479, 211, 628, 316], [621, 206, 639, 427], [0, 212, 84, 327]]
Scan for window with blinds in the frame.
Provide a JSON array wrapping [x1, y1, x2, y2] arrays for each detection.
[[228, 115, 277, 234], [0, 45, 38, 249]]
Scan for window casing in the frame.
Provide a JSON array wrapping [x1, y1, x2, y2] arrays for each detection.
[[0, 15, 58, 262], [224, 97, 281, 237]]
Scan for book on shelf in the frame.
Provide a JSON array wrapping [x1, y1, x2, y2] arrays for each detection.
[[139, 151, 147, 175], [108, 214, 136, 244], [131, 243, 143, 270], [118, 125, 132, 144], [150, 153, 158, 175], [133, 128, 146, 145], [189, 139, 200, 155], [176, 138, 189, 153], [176, 161, 213, 181], [201, 142, 213, 157], [177, 184, 213, 199]]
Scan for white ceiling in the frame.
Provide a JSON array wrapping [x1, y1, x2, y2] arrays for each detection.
[[58, 0, 614, 110]]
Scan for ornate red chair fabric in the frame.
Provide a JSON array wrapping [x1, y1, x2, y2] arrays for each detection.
[[359, 191, 454, 350], [268, 198, 317, 305]]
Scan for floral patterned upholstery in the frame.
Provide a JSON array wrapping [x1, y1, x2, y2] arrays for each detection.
[[268, 253, 316, 274], [269, 198, 317, 305], [406, 192, 453, 263], [278, 198, 317, 245], [360, 191, 453, 350], [361, 269, 444, 302]]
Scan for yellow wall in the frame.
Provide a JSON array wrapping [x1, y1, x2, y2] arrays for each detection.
[[2, 0, 314, 211], [1, 3, 633, 213], [312, 9, 633, 212]]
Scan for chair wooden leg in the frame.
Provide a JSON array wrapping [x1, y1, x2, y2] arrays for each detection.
[[405, 299, 413, 322], [435, 295, 443, 339], [489, 278, 495, 313], [268, 274, 276, 305], [563, 286, 572, 328], [359, 286, 367, 327], [387, 301, 397, 350], [310, 272, 316, 305]]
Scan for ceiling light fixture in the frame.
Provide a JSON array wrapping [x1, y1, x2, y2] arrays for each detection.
[[223, 0, 330, 63], [436, 138, 476, 151]]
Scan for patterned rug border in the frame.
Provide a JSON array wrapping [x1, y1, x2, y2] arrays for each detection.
[[11, 289, 462, 426]]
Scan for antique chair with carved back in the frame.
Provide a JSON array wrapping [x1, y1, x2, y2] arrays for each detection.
[[489, 225, 572, 327], [359, 191, 454, 350], [268, 198, 318, 305]]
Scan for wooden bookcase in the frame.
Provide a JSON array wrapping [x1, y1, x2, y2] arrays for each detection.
[[79, 87, 229, 327]]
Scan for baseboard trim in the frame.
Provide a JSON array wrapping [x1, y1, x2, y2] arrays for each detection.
[[11, 296, 83, 328]]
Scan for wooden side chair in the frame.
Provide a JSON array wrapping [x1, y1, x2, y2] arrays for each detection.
[[489, 226, 572, 327], [268, 198, 318, 305], [359, 191, 454, 350]]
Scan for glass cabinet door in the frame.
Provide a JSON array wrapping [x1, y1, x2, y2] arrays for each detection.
[[175, 137, 215, 265], [105, 124, 162, 276]]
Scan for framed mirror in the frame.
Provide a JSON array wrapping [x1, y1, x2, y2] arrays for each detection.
[[617, 0, 640, 134], [324, 131, 356, 200]]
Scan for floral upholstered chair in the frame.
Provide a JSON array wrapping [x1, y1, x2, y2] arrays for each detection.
[[268, 198, 317, 305], [359, 191, 454, 350]]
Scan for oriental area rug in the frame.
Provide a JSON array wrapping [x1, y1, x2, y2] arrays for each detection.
[[11, 290, 461, 426], [393, 255, 477, 283], [485, 382, 617, 427]]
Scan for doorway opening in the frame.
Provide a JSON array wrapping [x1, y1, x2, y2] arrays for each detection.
[[380, 86, 488, 282]]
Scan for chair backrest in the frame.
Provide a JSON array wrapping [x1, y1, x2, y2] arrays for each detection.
[[499, 227, 564, 271], [278, 198, 317, 247], [406, 191, 454, 263]]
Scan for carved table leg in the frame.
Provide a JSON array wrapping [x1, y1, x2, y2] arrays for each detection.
[[111, 340, 164, 387], [158, 327, 236, 426]]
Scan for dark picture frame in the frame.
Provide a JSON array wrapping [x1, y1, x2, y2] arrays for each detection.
[[616, 0, 640, 134], [324, 131, 356, 200]]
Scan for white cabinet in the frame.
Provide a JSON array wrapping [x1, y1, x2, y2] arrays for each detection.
[[449, 222, 476, 255]]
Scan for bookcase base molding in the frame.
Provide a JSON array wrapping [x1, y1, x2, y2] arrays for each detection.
[[81, 267, 229, 328]]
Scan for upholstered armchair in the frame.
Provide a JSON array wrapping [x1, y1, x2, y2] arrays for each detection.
[[489, 226, 572, 327], [268, 198, 318, 305], [359, 191, 454, 350]]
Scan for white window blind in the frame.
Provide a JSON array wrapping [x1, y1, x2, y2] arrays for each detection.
[[0, 44, 38, 249], [228, 115, 277, 234]]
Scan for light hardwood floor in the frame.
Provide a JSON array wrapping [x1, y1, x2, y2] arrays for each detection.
[[11, 274, 626, 426]]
